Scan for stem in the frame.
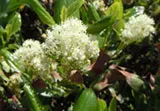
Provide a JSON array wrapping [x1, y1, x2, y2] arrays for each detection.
[[113, 42, 126, 58], [102, 28, 112, 49], [23, 84, 43, 111]]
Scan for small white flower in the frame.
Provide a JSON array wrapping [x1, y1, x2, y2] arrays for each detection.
[[92, 0, 107, 12], [121, 14, 155, 43], [133, 6, 145, 16], [7, 73, 22, 96], [13, 39, 56, 80], [44, 18, 100, 71]]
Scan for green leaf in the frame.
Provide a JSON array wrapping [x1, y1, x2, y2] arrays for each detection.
[[7, 0, 24, 13], [80, 6, 89, 24], [126, 75, 145, 92], [87, 0, 123, 34], [54, 0, 67, 23], [74, 88, 98, 111], [40, 80, 83, 98], [0, 0, 10, 16], [108, 97, 117, 111], [24, 0, 55, 26], [5, 12, 21, 41], [88, 2, 101, 21], [0, 0, 24, 16], [112, 19, 124, 36], [67, 0, 84, 18], [123, 8, 136, 18], [105, 0, 123, 22], [0, 49, 20, 72], [54, 0, 77, 23], [0, 27, 5, 47], [7, 43, 19, 50], [0, 86, 5, 98], [114, 0, 122, 2], [97, 37, 105, 49], [87, 15, 112, 34], [0, 68, 9, 82], [98, 99, 107, 111], [60, 7, 68, 22]]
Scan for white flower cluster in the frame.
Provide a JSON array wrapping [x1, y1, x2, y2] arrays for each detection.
[[13, 40, 57, 80], [92, 0, 107, 12], [43, 18, 100, 71], [7, 73, 22, 96], [121, 14, 155, 43], [133, 6, 145, 16]]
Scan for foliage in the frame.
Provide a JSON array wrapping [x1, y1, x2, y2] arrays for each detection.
[[0, 0, 160, 111]]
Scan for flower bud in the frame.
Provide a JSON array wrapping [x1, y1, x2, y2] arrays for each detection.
[[126, 74, 145, 92]]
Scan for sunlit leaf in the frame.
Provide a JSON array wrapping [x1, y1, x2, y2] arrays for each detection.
[[108, 97, 117, 111], [98, 99, 107, 111], [87, 15, 112, 34], [24, 0, 55, 26], [60, 7, 68, 22], [73, 88, 98, 111], [67, 0, 84, 18], [53, 0, 67, 23], [87, 0, 123, 34], [54, 0, 81, 23], [88, 2, 101, 21], [5, 13, 21, 40], [7, 0, 24, 13], [80, 6, 88, 24], [112, 19, 124, 36]]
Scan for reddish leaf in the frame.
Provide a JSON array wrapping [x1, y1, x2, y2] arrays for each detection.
[[32, 79, 46, 88], [93, 77, 110, 91], [68, 70, 83, 84], [109, 65, 145, 91], [148, 73, 155, 90], [155, 43, 160, 52], [90, 50, 110, 75], [53, 71, 62, 81], [106, 65, 126, 83]]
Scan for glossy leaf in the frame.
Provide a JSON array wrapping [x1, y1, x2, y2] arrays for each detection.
[[126, 75, 145, 92], [54, 0, 67, 23], [5, 13, 21, 40], [87, 0, 123, 34], [80, 6, 89, 24], [54, 0, 78, 23], [60, 7, 68, 22], [0, 27, 5, 47], [106, 0, 123, 20], [112, 19, 124, 36], [24, 0, 55, 26], [7, 0, 24, 13], [108, 97, 117, 111], [0, 68, 9, 82], [67, 0, 84, 18], [98, 99, 107, 111], [87, 15, 112, 34], [0, 49, 20, 72], [123, 8, 136, 18], [73, 88, 98, 111], [88, 3, 101, 21], [0, 0, 10, 15]]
